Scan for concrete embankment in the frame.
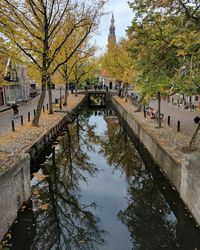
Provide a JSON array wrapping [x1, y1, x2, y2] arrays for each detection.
[[0, 94, 86, 243], [0, 153, 31, 242], [112, 96, 200, 225]]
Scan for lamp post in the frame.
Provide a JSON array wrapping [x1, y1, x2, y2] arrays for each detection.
[[59, 86, 62, 110]]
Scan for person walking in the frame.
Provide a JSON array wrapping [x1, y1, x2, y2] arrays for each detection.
[[12, 102, 19, 118]]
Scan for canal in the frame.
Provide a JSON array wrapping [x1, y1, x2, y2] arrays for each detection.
[[1, 108, 200, 250]]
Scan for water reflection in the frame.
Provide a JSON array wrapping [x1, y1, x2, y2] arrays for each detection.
[[2, 113, 105, 250], [2, 109, 200, 250], [97, 112, 178, 249], [118, 169, 178, 249], [29, 119, 105, 250]]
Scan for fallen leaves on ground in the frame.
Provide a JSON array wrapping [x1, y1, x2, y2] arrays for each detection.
[[114, 96, 191, 162], [0, 95, 85, 174], [33, 172, 49, 181], [38, 204, 49, 210]]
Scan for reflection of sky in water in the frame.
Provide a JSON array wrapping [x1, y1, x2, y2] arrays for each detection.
[[89, 114, 107, 135], [80, 114, 132, 250], [80, 150, 132, 250], [79, 111, 194, 250], [5, 110, 200, 250]]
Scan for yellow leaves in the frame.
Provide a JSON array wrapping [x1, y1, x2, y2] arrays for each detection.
[[38, 204, 49, 210], [33, 190, 40, 198], [35, 198, 49, 211], [33, 172, 49, 181], [101, 38, 133, 82], [6, 233, 12, 240], [176, 49, 186, 57]]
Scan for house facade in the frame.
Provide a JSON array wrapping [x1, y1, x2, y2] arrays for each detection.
[[170, 93, 200, 111], [3, 58, 30, 104]]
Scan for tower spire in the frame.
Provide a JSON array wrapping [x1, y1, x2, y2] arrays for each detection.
[[108, 13, 116, 45]]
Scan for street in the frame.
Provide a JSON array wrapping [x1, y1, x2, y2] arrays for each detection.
[[0, 90, 61, 136], [150, 99, 199, 137]]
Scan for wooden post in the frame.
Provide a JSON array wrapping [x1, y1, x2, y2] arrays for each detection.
[[168, 116, 170, 126], [28, 112, 30, 122], [12, 120, 15, 132], [177, 121, 180, 132], [21, 115, 23, 126], [143, 105, 146, 118]]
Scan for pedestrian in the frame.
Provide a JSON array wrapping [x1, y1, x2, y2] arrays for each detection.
[[194, 116, 200, 124], [12, 102, 19, 118]]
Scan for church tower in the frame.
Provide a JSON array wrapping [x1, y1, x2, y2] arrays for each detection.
[[108, 13, 116, 47]]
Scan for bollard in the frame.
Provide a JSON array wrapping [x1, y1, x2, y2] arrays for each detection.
[[46, 103, 48, 111], [21, 115, 23, 126], [60, 98, 62, 110], [12, 120, 15, 132], [143, 105, 146, 118], [43, 105, 45, 112], [168, 116, 170, 126], [177, 120, 180, 132], [28, 112, 30, 122]]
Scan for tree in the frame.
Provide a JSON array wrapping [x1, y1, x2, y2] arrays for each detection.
[[54, 32, 97, 104], [101, 37, 134, 96], [127, 7, 199, 126], [128, 0, 200, 132], [1, 0, 105, 125]]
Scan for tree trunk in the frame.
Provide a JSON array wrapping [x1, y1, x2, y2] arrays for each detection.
[[157, 91, 161, 128], [75, 81, 78, 97], [188, 124, 200, 151], [64, 82, 68, 105], [32, 83, 46, 126], [125, 83, 128, 102], [189, 96, 192, 111], [47, 80, 53, 114], [76, 116, 80, 151], [167, 95, 170, 103]]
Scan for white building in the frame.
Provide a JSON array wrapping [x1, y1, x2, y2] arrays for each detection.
[[4, 58, 30, 104]]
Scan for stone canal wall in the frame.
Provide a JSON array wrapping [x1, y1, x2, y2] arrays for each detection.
[[0, 153, 30, 242], [181, 153, 200, 225], [25, 95, 86, 159], [112, 96, 200, 225]]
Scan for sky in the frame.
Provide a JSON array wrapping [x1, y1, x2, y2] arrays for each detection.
[[93, 0, 134, 55]]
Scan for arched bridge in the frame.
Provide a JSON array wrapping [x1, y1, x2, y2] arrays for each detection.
[[87, 90, 112, 107]]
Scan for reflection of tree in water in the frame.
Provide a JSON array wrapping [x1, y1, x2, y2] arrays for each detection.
[[89, 94, 106, 106], [117, 167, 178, 250], [30, 117, 105, 250], [99, 119, 142, 180], [99, 117, 178, 249]]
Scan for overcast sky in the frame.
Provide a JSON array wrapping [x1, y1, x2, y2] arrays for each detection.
[[93, 0, 134, 55]]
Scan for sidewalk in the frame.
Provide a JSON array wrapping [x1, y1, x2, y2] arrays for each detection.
[[0, 105, 11, 113], [114, 96, 192, 162], [0, 90, 61, 135], [0, 94, 85, 156], [149, 100, 199, 137]]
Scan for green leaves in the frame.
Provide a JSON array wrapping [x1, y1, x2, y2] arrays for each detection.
[[127, 0, 200, 99]]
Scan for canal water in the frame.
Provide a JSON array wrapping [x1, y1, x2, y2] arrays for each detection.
[[1, 108, 200, 250]]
